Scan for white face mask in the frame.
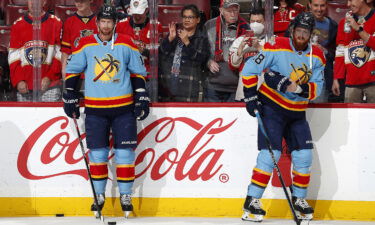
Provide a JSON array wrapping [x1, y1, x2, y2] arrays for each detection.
[[250, 22, 265, 36]]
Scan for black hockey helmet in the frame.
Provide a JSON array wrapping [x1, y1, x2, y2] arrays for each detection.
[[97, 4, 117, 22], [291, 12, 315, 32]]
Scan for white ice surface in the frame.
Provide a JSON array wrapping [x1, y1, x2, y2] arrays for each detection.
[[0, 217, 375, 225]]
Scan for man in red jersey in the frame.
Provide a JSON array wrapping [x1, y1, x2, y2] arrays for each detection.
[[61, 0, 98, 81], [332, 0, 375, 103], [116, 0, 162, 81], [8, 0, 62, 102]]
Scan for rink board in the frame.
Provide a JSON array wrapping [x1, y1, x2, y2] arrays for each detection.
[[0, 104, 375, 220]]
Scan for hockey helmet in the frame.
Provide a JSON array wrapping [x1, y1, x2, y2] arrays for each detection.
[[291, 12, 315, 32], [97, 4, 117, 22]]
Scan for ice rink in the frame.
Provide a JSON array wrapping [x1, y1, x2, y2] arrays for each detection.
[[1, 217, 375, 225]]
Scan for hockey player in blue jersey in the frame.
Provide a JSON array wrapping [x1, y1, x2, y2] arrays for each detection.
[[241, 12, 325, 222], [62, 4, 149, 218]]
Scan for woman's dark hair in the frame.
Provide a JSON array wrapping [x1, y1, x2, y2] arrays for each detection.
[[180, 4, 200, 18], [180, 4, 206, 29]]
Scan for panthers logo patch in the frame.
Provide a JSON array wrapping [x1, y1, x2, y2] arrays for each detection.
[[348, 40, 370, 68], [24, 41, 48, 66], [74, 29, 94, 47]]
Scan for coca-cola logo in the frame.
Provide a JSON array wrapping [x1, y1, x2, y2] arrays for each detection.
[[17, 116, 237, 182]]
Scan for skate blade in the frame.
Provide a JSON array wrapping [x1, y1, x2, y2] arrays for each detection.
[[93, 211, 100, 219], [124, 211, 131, 218], [241, 211, 263, 222], [296, 211, 313, 220]]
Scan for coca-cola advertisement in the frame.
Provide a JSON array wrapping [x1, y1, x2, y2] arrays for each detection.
[[0, 106, 374, 203]]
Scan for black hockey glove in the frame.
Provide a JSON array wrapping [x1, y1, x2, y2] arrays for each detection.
[[244, 95, 263, 117], [264, 71, 292, 93], [62, 89, 80, 119], [134, 89, 150, 121]]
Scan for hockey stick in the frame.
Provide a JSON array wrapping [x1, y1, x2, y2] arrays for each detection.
[[72, 114, 105, 224], [255, 111, 302, 225]]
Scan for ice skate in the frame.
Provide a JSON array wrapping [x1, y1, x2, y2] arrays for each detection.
[[242, 196, 266, 222], [292, 196, 314, 221], [120, 194, 133, 218], [90, 194, 105, 219]]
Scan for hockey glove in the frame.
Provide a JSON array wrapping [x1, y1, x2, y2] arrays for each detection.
[[134, 89, 150, 121], [264, 71, 292, 93], [244, 95, 263, 117], [62, 89, 80, 119]]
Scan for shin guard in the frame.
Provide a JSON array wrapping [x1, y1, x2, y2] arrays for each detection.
[[114, 148, 135, 195], [291, 149, 312, 198], [88, 148, 110, 195], [247, 149, 281, 198]]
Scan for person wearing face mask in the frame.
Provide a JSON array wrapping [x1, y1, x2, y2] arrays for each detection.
[[229, 9, 266, 101], [204, 0, 250, 102], [240, 12, 325, 222]]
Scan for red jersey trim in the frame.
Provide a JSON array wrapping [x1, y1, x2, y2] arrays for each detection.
[[259, 84, 308, 111]]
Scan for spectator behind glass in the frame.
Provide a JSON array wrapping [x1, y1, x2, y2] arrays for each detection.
[[61, 0, 97, 91], [8, 0, 63, 102], [0, 51, 14, 101], [333, 0, 375, 103], [308, 0, 338, 102], [117, 0, 163, 94], [274, 0, 305, 37], [158, 4, 210, 102], [229, 9, 266, 101], [205, 0, 250, 102]]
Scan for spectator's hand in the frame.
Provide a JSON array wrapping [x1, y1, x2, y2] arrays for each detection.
[[237, 36, 250, 56], [134, 89, 150, 121], [17, 81, 28, 94], [178, 29, 190, 46], [346, 15, 360, 32], [332, 79, 340, 96], [208, 59, 220, 73], [62, 90, 80, 119], [168, 22, 177, 42], [41, 77, 51, 92], [286, 80, 298, 92]]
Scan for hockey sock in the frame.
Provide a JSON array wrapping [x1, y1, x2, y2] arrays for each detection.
[[247, 149, 281, 199], [114, 148, 135, 195], [291, 149, 312, 198], [88, 147, 110, 195]]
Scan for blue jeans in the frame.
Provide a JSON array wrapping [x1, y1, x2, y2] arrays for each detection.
[[204, 88, 236, 102]]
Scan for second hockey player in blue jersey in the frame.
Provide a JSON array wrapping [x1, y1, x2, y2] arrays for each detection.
[[241, 12, 326, 222], [62, 4, 149, 218]]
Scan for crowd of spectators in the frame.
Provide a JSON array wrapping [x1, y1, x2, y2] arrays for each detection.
[[0, 0, 374, 103]]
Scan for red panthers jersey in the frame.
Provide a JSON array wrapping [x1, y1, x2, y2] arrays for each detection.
[[274, 3, 305, 37], [334, 10, 375, 87], [116, 17, 162, 77], [61, 13, 97, 55], [8, 13, 62, 89]]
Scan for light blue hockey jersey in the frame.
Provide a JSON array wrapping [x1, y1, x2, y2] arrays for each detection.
[[241, 37, 326, 114], [65, 33, 146, 115]]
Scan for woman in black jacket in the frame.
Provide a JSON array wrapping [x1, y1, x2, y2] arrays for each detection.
[[158, 4, 210, 102]]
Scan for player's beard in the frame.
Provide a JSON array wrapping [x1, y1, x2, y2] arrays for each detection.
[[99, 27, 113, 37], [292, 34, 310, 51]]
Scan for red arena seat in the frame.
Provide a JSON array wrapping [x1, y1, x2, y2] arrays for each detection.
[[158, 4, 184, 35], [5, 5, 28, 25], [10, 0, 28, 5], [171, 0, 211, 19], [55, 0, 75, 5], [0, 25, 11, 49], [54, 5, 76, 21], [327, 2, 349, 24]]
